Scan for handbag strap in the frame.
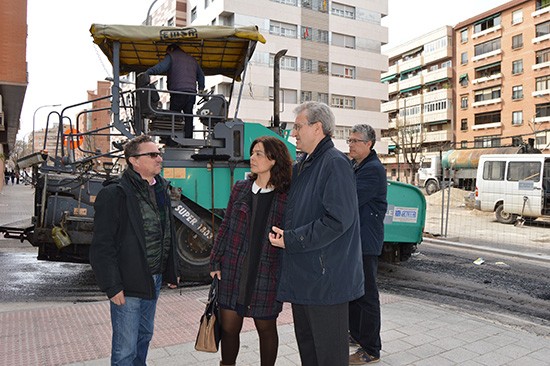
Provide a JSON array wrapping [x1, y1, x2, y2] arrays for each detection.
[[208, 277, 219, 303]]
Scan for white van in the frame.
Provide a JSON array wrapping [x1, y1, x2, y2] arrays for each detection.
[[475, 154, 550, 224]]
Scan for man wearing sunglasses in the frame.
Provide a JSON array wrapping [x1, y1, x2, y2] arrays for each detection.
[[347, 124, 387, 365], [90, 135, 178, 365]]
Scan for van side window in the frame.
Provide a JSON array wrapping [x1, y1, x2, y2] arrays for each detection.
[[483, 161, 505, 180], [507, 162, 541, 182]]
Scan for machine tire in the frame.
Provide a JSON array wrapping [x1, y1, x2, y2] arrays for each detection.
[[174, 215, 219, 283], [495, 204, 518, 224], [425, 180, 439, 195]]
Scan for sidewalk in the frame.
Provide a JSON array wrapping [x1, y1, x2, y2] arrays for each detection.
[[1, 182, 549, 365], [0, 288, 548, 366]]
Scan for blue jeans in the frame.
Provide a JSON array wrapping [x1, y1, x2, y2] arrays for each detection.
[[110, 274, 162, 366]]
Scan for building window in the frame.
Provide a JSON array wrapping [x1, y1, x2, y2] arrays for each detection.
[[512, 111, 523, 125], [536, 135, 547, 146], [475, 62, 500, 78], [461, 141, 468, 148], [332, 32, 355, 49], [271, 0, 298, 5], [459, 73, 469, 86], [269, 88, 298, 103], [537, 102, 550, 117], [512, 34, 523, 49], [301, 58, 313, 73], [536, 75, 550, 91], [269, 20, 298, 38], [474, 38, 501, 57], [536, 48, 550, 65], [474, 135, 501, 148], [331, 94, 355, 109], [461, 96, 468, 109], [537, 0, 550, 11], [535, 20, 550, 37], [302, 26, 312, 40], [460, 29, 468, 43], [167, 17, 175, 26], [331, 63, 355, 79], [474, 86, 501, 102], [269, 54, 298, 70], [512, 9, 523, 25], [317, 92, 329, 104], [460, 119, 468, 130], [461, 52, 468, 65], [441, 60, 452, 68], [512, 59, 523, 74], [423, 99, 448, 113], [475, 111, 501, 126], [300, 90, 312, 102], [315, 29, 329, 43], [474, 14, 501, 34], [331, 2, 355, 19], [512, 85, 523, 100], [318, 61, 328, 75], [191, 7, 197, 22]]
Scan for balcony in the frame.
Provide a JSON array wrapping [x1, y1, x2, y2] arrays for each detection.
[[423, 110, 452, 124], [423, 47, 452, 64], [472, 97, 502, 108], [423, 67, 452, 86], [399, 56, 423, 74], [382, 64, 398, 78], [533, 61, 550, 70], [381, 99, 398, 113], [472, 122, 502, 130], [388, 118, 397, 129], [388, 82, 398, 94], [423, 129, 452, 143], [534, 116, 550, 124], [399, 74, 423, 92], [472, 25, 502, 40], [472, 73, 502, 85], [423, 88, 452, 103], [533, 33, 550, 44], [399, 94, 423, 108], [532, 89, 550, 97], [472, 49, 502, 62], [532, 5, 550, 17]]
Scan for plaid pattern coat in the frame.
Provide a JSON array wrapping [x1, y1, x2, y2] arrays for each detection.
[[210, 178, 287, 318]]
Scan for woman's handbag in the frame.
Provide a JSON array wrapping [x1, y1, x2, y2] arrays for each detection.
[[195, 277, 222, 352]]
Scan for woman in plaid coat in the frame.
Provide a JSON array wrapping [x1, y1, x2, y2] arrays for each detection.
[[210, 136, 292, 366]]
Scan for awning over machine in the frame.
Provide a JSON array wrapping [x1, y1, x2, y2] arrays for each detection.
[[90, 24, 266, 80]]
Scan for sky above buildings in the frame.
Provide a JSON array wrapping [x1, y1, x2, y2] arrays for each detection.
[[19, 0, 506, 139]]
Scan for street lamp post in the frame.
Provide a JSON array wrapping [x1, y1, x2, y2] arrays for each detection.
[[145, 0, 158, 25], [32, 104, 60, 153]]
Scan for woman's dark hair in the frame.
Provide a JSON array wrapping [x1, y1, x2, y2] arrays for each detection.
[[249, 136, 292, 192]]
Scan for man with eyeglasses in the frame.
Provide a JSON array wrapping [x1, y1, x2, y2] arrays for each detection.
[[347, 124, 387, 365], [90, 135, 178, 365], [269, 101, 364, 366]]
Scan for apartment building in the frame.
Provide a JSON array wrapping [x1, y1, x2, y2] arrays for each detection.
[[0, 0, 27, 156], [179, 0, 390, 152], [380, 26, 454, 182], [455, 0, 550, 152]]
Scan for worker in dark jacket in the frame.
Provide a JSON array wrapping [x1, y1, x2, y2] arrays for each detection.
[[90, 135, 178, 366], [348, 124, 388, 365], [269, 101, 364, 366], [144, 44, 205, 138]]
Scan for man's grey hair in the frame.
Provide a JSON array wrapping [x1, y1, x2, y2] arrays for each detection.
[[351, 124, 377, 149], [293, 101, 335, 137]]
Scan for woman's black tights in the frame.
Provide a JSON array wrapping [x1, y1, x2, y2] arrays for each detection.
[[220, 308, 278, 366]]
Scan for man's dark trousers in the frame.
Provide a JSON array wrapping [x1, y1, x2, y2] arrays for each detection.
[[170, 93, 196, 138], [349, 255, 381, 358], [292, 302, 349, 366]]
